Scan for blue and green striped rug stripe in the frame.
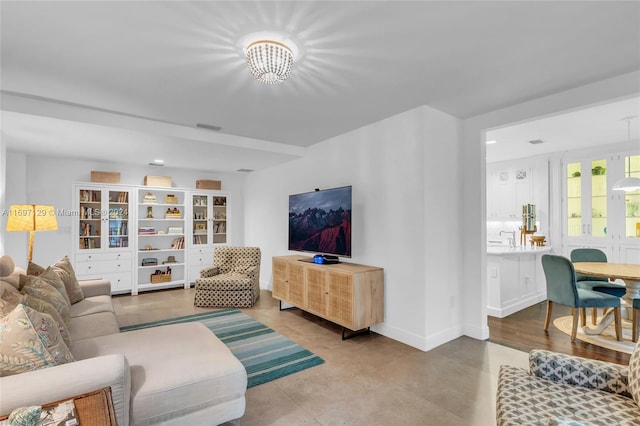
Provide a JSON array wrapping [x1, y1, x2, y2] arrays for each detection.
[[120, 308, 324, 388]]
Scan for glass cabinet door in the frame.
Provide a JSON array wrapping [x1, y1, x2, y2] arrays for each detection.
[[192, 194, 209, 245], [565, 158, 607, 239], [78, 189, 102, 249], [108, 190, 129, 248], [590, 159, 607, 238], [625, 154, 640, 238], [566, 162, 582, 237]]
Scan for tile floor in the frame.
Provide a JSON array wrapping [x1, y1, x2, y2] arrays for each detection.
[[113, 288, 529, 426]]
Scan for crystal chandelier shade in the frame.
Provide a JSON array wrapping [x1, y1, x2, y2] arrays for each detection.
[[246, 40, 294, 85]]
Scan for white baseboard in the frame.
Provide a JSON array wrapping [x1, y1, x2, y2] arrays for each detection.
[[373, 322, 464, 352], [488, 292, 546, 319]]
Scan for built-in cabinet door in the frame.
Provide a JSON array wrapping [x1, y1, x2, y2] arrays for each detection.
[[487, 167, 533, 220], [562, 152, 640, 261], [77, 187, 131, 251]]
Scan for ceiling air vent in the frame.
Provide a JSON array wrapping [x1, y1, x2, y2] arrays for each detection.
[[196, 123, 222, 131], [237, 169, 254, 173], [529, 139, 544, 145]]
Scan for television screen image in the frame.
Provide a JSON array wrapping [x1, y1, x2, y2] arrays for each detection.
[[289, 186, 352, 257]]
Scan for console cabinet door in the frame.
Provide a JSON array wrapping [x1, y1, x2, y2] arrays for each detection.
[[272, 258, 289, 300], [327, 271, 354, 329], [306, 268, 327, 317], [287, 263, 306, 307]]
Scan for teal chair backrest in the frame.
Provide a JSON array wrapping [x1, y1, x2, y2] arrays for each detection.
[[570, 248, 608, 282], [542, 254, 578, 308]]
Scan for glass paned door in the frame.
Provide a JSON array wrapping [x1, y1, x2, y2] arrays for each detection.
[[567, 162, 582, 237], [590, 159, 607, 237], [79, 189, 102, 249], [192, 194, 208, 245], [108, 190, 129, 248], [625, 154, 640, 237]]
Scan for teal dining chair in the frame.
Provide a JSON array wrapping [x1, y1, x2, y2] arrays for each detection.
[[633, 298, 640, 343], [542, 254, 622, 342], [570, 248, 626, 324]]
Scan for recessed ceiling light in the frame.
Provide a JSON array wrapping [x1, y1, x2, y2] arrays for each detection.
[[486, 140, 497, 144]]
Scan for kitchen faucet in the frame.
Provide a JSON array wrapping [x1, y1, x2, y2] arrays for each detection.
[[499, 230, 517, 248]]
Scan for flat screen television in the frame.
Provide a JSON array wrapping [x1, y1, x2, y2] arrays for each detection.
[[288, 186, 352, 259]]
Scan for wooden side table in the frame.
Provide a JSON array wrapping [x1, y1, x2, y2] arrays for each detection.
[[0, 387, 116, 426]]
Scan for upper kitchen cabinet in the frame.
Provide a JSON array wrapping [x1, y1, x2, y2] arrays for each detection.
[[563, 152, 640, 262], [487, 166, 534, 220]]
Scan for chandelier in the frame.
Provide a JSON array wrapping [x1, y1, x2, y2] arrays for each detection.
[[245, 39, 295, 85], [612, 116, 640, 192]]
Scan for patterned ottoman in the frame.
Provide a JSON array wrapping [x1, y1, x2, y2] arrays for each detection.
[[497, 348, 640, 426]]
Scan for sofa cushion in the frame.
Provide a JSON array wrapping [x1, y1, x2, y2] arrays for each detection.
[[0, 304, 74, 377], [629, 341, 640, 408], [68, 311, 120, 342], [71, 322, 247, 425], [496, 365, 640, 425], [19, 275, 70, 325], [69, 295, 114, 318], [1, 292, 71, 348]]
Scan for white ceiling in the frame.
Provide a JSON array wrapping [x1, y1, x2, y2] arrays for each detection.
[[1, 1, 639, 171]]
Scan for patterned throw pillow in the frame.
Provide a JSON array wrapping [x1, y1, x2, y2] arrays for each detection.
[[628, 341, 640, 408], [52, 256, 84, 304], [0, 292, 71, 348], [26, 261, 45, 277], [0, 304, 74, 377], [8, 406, 42, 426], [19, 275, 70, 326], [34, 267, 71, 306]]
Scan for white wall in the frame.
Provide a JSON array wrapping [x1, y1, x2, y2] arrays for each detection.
[[244, 105, 462, 350], [3, 154, 246, 267], [0, 136, 5, 256], [460, 70, 640, 340]]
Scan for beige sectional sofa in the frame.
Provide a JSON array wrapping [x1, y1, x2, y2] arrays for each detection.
[[0, 260, 247, 425]]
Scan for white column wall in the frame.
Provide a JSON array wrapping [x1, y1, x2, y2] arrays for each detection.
[[244, 105, 462, 350]]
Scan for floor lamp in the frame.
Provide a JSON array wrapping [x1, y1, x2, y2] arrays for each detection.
[[6, 205, 58, 261]]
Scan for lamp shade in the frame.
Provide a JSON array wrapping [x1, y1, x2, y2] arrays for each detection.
[[6, 205, 58, 232], [612, 176, 640, 192]]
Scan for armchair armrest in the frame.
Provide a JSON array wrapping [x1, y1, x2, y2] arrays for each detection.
[[0, 354, 131, 425], [529, 349, 630, 398], [245, 265, 259, 278], [200, 266, 220, 279], [79, 278, 111, 298]]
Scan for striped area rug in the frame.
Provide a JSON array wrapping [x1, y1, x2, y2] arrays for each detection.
[[120, 308, 325, 387]]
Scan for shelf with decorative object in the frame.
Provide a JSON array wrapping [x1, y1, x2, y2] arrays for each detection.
[[187, 191, 229, 284]]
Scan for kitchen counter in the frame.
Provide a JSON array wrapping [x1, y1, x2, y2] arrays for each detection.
[[487, 245, 552, 255]]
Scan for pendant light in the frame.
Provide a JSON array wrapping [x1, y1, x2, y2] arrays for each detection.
[[612, 116, 640, 192]]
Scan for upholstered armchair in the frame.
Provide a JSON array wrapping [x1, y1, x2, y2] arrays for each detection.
[[194, 246, 261, 308], [497, 346, 640, 425]]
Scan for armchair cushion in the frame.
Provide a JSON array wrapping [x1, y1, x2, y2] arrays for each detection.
[[529, 349, 630, 397]]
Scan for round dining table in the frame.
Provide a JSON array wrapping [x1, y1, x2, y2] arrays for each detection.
[[573, 261, 640, 336]]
